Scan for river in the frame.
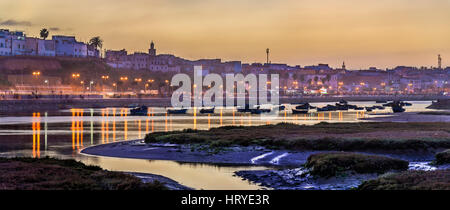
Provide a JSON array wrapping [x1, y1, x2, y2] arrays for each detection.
[[0, 101, 435, 189]]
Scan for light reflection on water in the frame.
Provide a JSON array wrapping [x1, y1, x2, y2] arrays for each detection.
[[0, 101, 434, 189]]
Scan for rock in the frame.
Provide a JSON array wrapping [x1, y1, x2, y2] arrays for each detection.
[[435, 149, 450, 165]]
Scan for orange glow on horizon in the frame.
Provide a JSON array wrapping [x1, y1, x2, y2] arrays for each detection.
[[2, 0, 449, 69]]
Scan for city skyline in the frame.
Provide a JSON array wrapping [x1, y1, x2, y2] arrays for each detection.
[[1, 0, 449, 69]]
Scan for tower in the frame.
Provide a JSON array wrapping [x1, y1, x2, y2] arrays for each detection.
[[342, 61, 346, 70], [266, 48, 270, 64], [438, 54, 442, 69], [149, 41, 156, 56]]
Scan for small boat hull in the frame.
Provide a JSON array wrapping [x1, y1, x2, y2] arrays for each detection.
[[130, 106, 148, 116], [199, 108, 215, 114], [167, 109, 188, 114], [292, 109, 308, 114]]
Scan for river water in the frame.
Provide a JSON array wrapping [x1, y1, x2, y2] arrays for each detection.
[[0, 101, 435, 189]]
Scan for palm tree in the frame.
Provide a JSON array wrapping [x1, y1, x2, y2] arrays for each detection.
[[40, 28, 49, 40], [89, 36, 103, 50]]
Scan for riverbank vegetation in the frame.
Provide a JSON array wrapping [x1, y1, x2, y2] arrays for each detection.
[[145, 122, 450, 151], [0, 157, 167, 190], [357, 170, 450, 190], [304, 152, 408, 177]]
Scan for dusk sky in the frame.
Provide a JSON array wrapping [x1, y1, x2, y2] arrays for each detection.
[[1, 0, 449, 69]]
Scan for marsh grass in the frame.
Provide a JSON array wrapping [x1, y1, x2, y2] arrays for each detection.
[[304, 152, 409, 177], [358, 169, 450, 190], [434, 149, 450, 165], [145, 122, 450, 151], [0, 157, 167, 190]]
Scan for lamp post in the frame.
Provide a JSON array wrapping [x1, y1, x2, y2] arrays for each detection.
[[90, 81, 94, 93], [113, 83, 117, 92], [72, 73, 80, 79], [44, 80, 49, 94], [32, 71, 41, 77]]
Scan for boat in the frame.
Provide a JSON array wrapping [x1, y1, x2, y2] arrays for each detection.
[[278, 105, 286, 111], [317, 106, 335, 112], [365, 107, 373, 112], [401, 102, 412, 106], [354, 106, 364, 110], [373, 106, 385, 110], [199, 107, 215, 114], [128, 104, 140, 108], [295, 103, 316, 109], [130, 106, 148, 116], [237, 104, 252, 113], [325, 105, 337, 111], [335, 104, 349, 111], [250, 109, 263, 114], [376, 100, 387, 103], [347, 104, 358, 109], [237, 108, 251, 113], [167, 108, 188, 114], [292, 109, 308, 114], [249, 107, 271, 114]]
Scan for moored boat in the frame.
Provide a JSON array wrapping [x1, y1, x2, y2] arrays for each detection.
[[199, 107, 215, 114], [392, 106, 405, 113], [167, 108, 188, 114], [130, 106, 148, 116], [292, 109, 308, 114]]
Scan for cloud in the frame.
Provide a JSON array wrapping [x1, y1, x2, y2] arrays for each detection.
[[0, 19, 32, 26]]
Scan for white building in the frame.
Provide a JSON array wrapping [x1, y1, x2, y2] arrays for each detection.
[[0, 29, 27, 56], [38, 39, 56, 56], [73, 41, 87, 58], [53, 35, 77, 57], [105, 42, 180, 72], [0, 37, 11, 56]]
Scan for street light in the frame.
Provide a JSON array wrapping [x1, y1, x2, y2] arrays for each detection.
[[72, 73, 80, 79], [80, 81, 85, 92], [113, 83, 117, 92], [90, 81, 94, 92], [44, 80, 49, 92]]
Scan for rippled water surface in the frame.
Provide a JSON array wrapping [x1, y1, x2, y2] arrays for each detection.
[[0, 101, 436, 189]]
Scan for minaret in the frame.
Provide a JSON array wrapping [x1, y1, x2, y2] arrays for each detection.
[[149, 41, 156, 56], [438, 54, 442, 69], [266, 48, 270, 64], [342, 61, 346, 70]]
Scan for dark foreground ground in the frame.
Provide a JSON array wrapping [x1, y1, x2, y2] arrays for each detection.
[[0, 157, 189, 190]]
